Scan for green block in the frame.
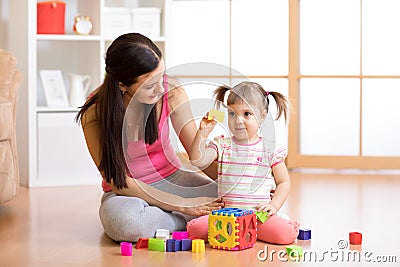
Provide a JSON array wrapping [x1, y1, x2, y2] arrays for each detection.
[[148, 238, 165, 252], [255, 211, 269, 223], [286, 245, 303, 257]]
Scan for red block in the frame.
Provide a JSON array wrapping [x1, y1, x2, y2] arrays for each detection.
[[37, 2, 66, 34], [349, 232, 362, 245], [135, 238, 149, 249]]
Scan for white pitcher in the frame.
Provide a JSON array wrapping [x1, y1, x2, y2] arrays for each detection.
[[68, 73, 91, 107]]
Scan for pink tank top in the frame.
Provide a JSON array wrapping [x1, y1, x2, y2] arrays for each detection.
[[102, 80, 181, 191]]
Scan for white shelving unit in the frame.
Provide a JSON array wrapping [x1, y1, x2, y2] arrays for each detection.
[[9, 0, 168, 187]]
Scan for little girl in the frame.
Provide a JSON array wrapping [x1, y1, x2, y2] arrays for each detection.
[[187, 81, 299, 244]]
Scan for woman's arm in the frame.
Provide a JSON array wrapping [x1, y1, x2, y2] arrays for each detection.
[[81, 106, 222, 216], [168, 82, 197, 153], [110, 178, 223, 216]]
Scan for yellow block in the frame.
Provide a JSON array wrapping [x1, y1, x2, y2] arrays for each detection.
[[208, 109, 225, 122], [192, 239, 205, 253]]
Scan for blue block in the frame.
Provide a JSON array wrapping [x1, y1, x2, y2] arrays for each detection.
[[166, 239, 175, 252], [166, 239, 181, 252], [174, 239, 181, 251], [181, 239, 192, 251], [298, 228, 311, 240]]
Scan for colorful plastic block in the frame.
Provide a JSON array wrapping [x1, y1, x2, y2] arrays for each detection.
[[175, 239, 182, 251], [192, 239, 205, 253], [349, 232, 362, 245], [181, 238, 192, 251], [255, 211, 269, 223], [172, 231, 188, 240], [148, 238, 165, 252], [166, 239, 181, 252], [286, 245, 303, 257], [166, 239, 175, 252], [208, 109, 225, 122], [208, 208, 257, 251], [298, 228, 311, 240], [155, 229, 170, 240], [120, 242, 133, 256], [135, 237, 149, 249]]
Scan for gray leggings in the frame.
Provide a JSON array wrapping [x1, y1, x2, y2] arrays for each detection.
[[99, 170, 217, 242]]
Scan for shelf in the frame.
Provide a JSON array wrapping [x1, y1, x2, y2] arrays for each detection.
[[12, 0, 168, 187], [38, 35, 165, 42], [37, 34, 102, 41]]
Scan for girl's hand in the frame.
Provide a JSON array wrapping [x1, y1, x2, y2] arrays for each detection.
[[180, 197, 224, 216], [256, 203, 278, 216], [199, 113, 217, 135]]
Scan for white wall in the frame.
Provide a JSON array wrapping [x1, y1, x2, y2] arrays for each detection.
[[0, 0, 8, 49]]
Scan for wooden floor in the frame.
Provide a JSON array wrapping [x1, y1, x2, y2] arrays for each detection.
[[1, 171, 400, 267]]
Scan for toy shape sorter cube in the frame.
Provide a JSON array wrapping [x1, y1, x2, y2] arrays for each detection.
[[208, 208, 257, 251]]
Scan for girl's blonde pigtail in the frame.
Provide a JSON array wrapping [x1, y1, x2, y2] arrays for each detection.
[[269, 91, 290, 121], [213, 85, 231, 110]]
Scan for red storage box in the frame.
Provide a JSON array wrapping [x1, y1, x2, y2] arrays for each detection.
[[37, 1, 66, 34]]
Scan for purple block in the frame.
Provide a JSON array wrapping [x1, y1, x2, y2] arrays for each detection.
[[298, 228, 311, 240], [181, 238, 192, 251]]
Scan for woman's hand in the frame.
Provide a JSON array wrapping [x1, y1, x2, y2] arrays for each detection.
[[257, 202, 278, 216], [180, 197, 224, 216]]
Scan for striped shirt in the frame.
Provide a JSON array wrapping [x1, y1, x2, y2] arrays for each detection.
[[209, 135, 287, 210]]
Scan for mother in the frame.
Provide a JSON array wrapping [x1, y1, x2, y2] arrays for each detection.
[[76, 33, 222, 242]]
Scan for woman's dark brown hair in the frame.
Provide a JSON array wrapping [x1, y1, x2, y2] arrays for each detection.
[[76, 33, 162, 189]]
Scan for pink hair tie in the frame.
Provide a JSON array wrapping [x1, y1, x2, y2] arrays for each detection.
[[265, 91, 270, 97]]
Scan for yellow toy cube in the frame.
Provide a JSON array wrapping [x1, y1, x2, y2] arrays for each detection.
[[208, 208, 257, 251]]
